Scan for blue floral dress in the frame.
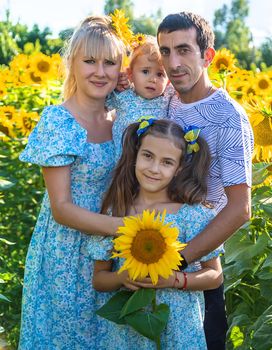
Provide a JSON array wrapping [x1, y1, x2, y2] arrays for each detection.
[[93, 204, 224, 350], [19, 105, 115, 350], [106, 86, 174, 161]]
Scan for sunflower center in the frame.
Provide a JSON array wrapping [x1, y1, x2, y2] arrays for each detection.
[[216, 58, 229, 70], [258, 79, 269, 90], [247, 87, 255, 95], [30, 72, 42, 83], [4, 111, 13, 120], [253, 118, 272, 145], [0, 124, 10, 136], [131, 229, 166, 264], [37, 60, 50, 73], [22, 117, 32, 130]]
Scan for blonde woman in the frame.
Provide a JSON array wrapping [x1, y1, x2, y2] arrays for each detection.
[[19, 16, 125, 349]]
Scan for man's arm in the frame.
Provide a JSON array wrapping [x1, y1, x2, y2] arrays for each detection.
[[181, 183, 251, 263]]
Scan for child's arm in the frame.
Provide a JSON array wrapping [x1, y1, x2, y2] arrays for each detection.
[[93, 260, 140, 292], [128, 257, 223, 291]]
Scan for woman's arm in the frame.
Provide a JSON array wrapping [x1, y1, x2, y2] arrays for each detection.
[[128, 257, 223, 291], [42, 166, 123, 236], [93, 260, 139, 292]]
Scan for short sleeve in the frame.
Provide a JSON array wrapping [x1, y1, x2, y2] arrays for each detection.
[[184, 204, 224, 262], [217, 104, 254, 188], [105, 91, 122, 111], [19, 106, 87, 166], [87, 236, 114, 261]]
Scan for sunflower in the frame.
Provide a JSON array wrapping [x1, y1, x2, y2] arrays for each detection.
[[210, 48, 237, 74], [110, 9, 134, 48], [0, 106, 18, 138], [15, 110, 39, 136], [20, 70, 43, 85], [227, 82, 245, 102], [131, 33, 146, 49], [9, 54, 30, 77], [253, 72, 272, 96], [28, 53, 54, 81], [0, 81, 7, 99], [110, 9, 145, 52], [241, 82, 257, 99], [51, 53, 65, 80], [112, 210, 186, 285], [245, 99, 272, 162]]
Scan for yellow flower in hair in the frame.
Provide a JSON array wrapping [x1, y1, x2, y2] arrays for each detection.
[[110, 9, 134, 48], [131, 33, 146, 48], [110, 9, 146, 51]]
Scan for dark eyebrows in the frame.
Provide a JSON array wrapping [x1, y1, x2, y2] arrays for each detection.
[[159, 46, 169, 52], [175, 43, 192, 50], [141, 149, 177, 164], [141, 148, 153, 154], [163, 157, 177, 164]]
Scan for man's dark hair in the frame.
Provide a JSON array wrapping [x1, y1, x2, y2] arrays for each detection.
[[157, 12, 214, 56]]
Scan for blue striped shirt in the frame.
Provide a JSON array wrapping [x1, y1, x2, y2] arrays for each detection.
[[168, 88, 254, 212]]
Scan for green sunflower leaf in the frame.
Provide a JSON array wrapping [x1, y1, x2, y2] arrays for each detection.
[[96, 290, 133, 324], [120, 288, 155, 318], [125, 303, 170, 341]]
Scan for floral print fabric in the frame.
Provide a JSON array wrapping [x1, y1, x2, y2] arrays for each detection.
[[19, 105, 115, 350], [94, 204, 224, 350]]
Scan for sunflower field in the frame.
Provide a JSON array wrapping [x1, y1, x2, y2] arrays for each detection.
[[0, 48, 272, 349]]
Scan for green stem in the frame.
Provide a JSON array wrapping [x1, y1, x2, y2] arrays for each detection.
[[155, 337, 161, 350], [152, 291, 161, 350]]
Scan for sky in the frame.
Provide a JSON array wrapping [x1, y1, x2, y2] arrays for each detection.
[[2, 0, 271, 46]]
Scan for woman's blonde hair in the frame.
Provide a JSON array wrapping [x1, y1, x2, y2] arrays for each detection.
[[129, 35, 163, 69], [62, 15, 126, 100]]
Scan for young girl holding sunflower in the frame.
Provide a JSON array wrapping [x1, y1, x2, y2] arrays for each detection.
[[92, 117, 224, 350]]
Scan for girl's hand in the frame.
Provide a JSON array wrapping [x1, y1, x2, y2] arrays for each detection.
[[118, 271, 140, 291], [116, 72, 130, 92], [130, 273, 179, 289]]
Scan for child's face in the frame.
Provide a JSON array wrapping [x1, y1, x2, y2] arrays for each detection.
[[129, 54, 168, 99], [135, 134, 182, 196]]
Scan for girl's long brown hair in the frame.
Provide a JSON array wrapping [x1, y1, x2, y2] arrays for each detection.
[[101, 119, 211, 216]]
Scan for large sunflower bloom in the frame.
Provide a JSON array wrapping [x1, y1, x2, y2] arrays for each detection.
[[112, 210, 186, 285], [210, 48, 237, 74]]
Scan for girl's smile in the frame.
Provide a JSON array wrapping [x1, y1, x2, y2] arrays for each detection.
[[135, 134, 182, 197]]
